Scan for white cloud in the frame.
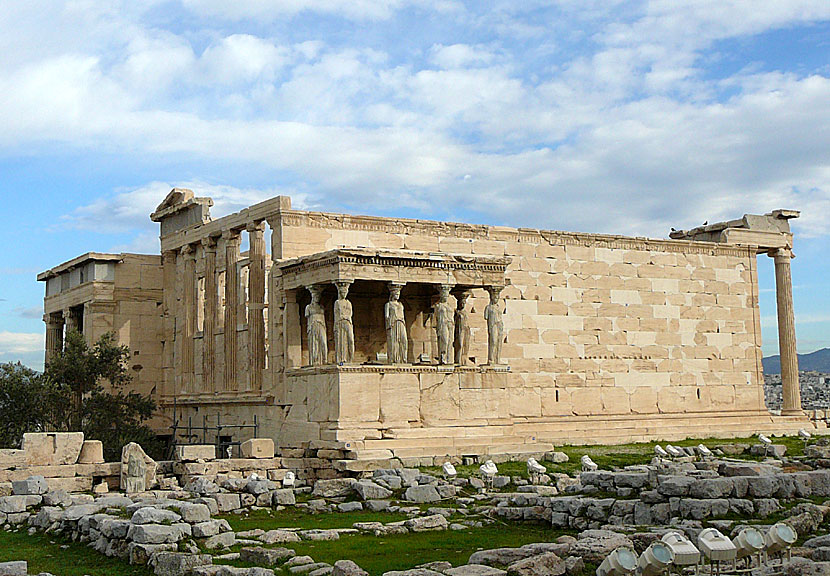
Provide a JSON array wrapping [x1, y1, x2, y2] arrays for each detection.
[[198, 35, 288, 87], [0, 1, 827, 246], [13, 307, 43, 320], [429, 44, 497, 69], [180, 0, 446, 21], [63, 181, 311, 250], [0, 332, 43, 355]]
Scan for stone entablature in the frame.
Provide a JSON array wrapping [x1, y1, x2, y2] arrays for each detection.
[[278, 248, 509, 289], [670, 209, 799, 252], [277, 209, 755, 258]]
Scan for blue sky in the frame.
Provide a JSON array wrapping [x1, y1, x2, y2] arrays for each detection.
[[1, 1, 829, 370]]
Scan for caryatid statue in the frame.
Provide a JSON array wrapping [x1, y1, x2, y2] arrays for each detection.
[[484, 286, 504, 365], [305, 285, 328, 366], [333, 281, 354, 364], [385, 283, 408, 364], [434, 284, 455, 365], [454, 290, 471, 365]]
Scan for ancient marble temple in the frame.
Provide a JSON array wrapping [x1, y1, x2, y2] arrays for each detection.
[[39, 190, 809, 461]]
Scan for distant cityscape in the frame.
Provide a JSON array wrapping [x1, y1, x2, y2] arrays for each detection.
[[764, 371, 830, 411]]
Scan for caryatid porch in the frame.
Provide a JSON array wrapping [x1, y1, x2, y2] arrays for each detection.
[[276, 248, 511, 369]]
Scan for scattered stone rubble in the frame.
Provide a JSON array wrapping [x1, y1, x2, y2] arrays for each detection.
[[9, 441, 830, 576]]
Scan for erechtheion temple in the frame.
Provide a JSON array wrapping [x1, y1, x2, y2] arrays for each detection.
[[38, 190, 810, 464]]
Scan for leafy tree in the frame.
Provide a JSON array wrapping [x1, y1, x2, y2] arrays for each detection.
[[0, 362, 65, 448], [0, 330, 164, 460], [83, 389, 161, 461], [46, 330, 133, 431]]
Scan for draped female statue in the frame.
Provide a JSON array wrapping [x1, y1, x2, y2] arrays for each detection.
[[305, 285, 328, 366], [454, 290, 471, 365], [333, 281, 354, 364], [385, 283, 407, 363], [434, 284, 455, 365], [484, 286, 504, 365]]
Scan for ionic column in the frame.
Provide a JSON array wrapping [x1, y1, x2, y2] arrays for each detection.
[[283, 289, 302, 369], [772, 248, 801, 414], [44, 313, 64, 365], [223, 230, 241, 391], [181, 244, 196, 393], [248, 221, 266, 391], [202, 237, 218, 392], [63, 308, 77, 336], [161, 249, 177, 397], [266, 217, 282, 376]]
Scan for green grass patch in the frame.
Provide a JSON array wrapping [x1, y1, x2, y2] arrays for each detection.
[[219, 522, 562, 576], [220, 507, 410, 532], [0, 529, 152, 576], [423, 435, 808, 481]]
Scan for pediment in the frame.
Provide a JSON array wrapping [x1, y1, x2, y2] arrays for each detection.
[[154, 188, 194, 213]]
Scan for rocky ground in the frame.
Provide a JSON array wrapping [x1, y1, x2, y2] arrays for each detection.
[[6, 441, 830, 576]]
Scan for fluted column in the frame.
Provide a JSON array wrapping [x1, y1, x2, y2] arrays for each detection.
[[182, 244, 196, 393], [248, 221, 266, 392], [283, 289, 302, 369], [223, 230, 241, 391], [773, 248, 801, 414], [44, 313, 64, 365], [161, 249, 177, 397], [63, 308, 77, 336], [202, 237, 218, 392]]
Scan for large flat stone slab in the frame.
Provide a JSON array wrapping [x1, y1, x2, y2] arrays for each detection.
[[22, 432, 84, 465]]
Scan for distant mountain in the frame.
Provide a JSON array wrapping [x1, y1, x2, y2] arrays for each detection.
[[763, 348, 830, 374]]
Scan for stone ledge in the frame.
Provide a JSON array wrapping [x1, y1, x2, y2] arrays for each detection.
[[286, 365, 511, 376]]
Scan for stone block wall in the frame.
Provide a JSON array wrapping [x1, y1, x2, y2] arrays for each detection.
[[0, 433, 346, 496], [263, 209, 784, 458]]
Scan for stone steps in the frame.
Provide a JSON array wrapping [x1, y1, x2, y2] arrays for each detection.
[[330, 410, 811, 461]]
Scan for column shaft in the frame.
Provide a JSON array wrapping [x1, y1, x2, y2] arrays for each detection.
[[774, 249, 801, 414], [266, 217, 282, 378], [181, 244, 196, 393], [248, 221, 266, 391], [161, 250, 177, 398], [63, 309, 77, 335], [223, 230, 241, 391], [202, 238, 218, 392], [283, 290, 302, 369], [44, 314, 64, 365]]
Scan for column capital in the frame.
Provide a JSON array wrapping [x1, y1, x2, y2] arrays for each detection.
[[180, 243, 196, 257], [246, 220, 266, 234], [201, 235, 218, 250], [486, 285, 503, 297], [771, 248, 794, 262], [62, 309, 72, 320], [222, 228, 242, 242], [43, 313, 64, 327]]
